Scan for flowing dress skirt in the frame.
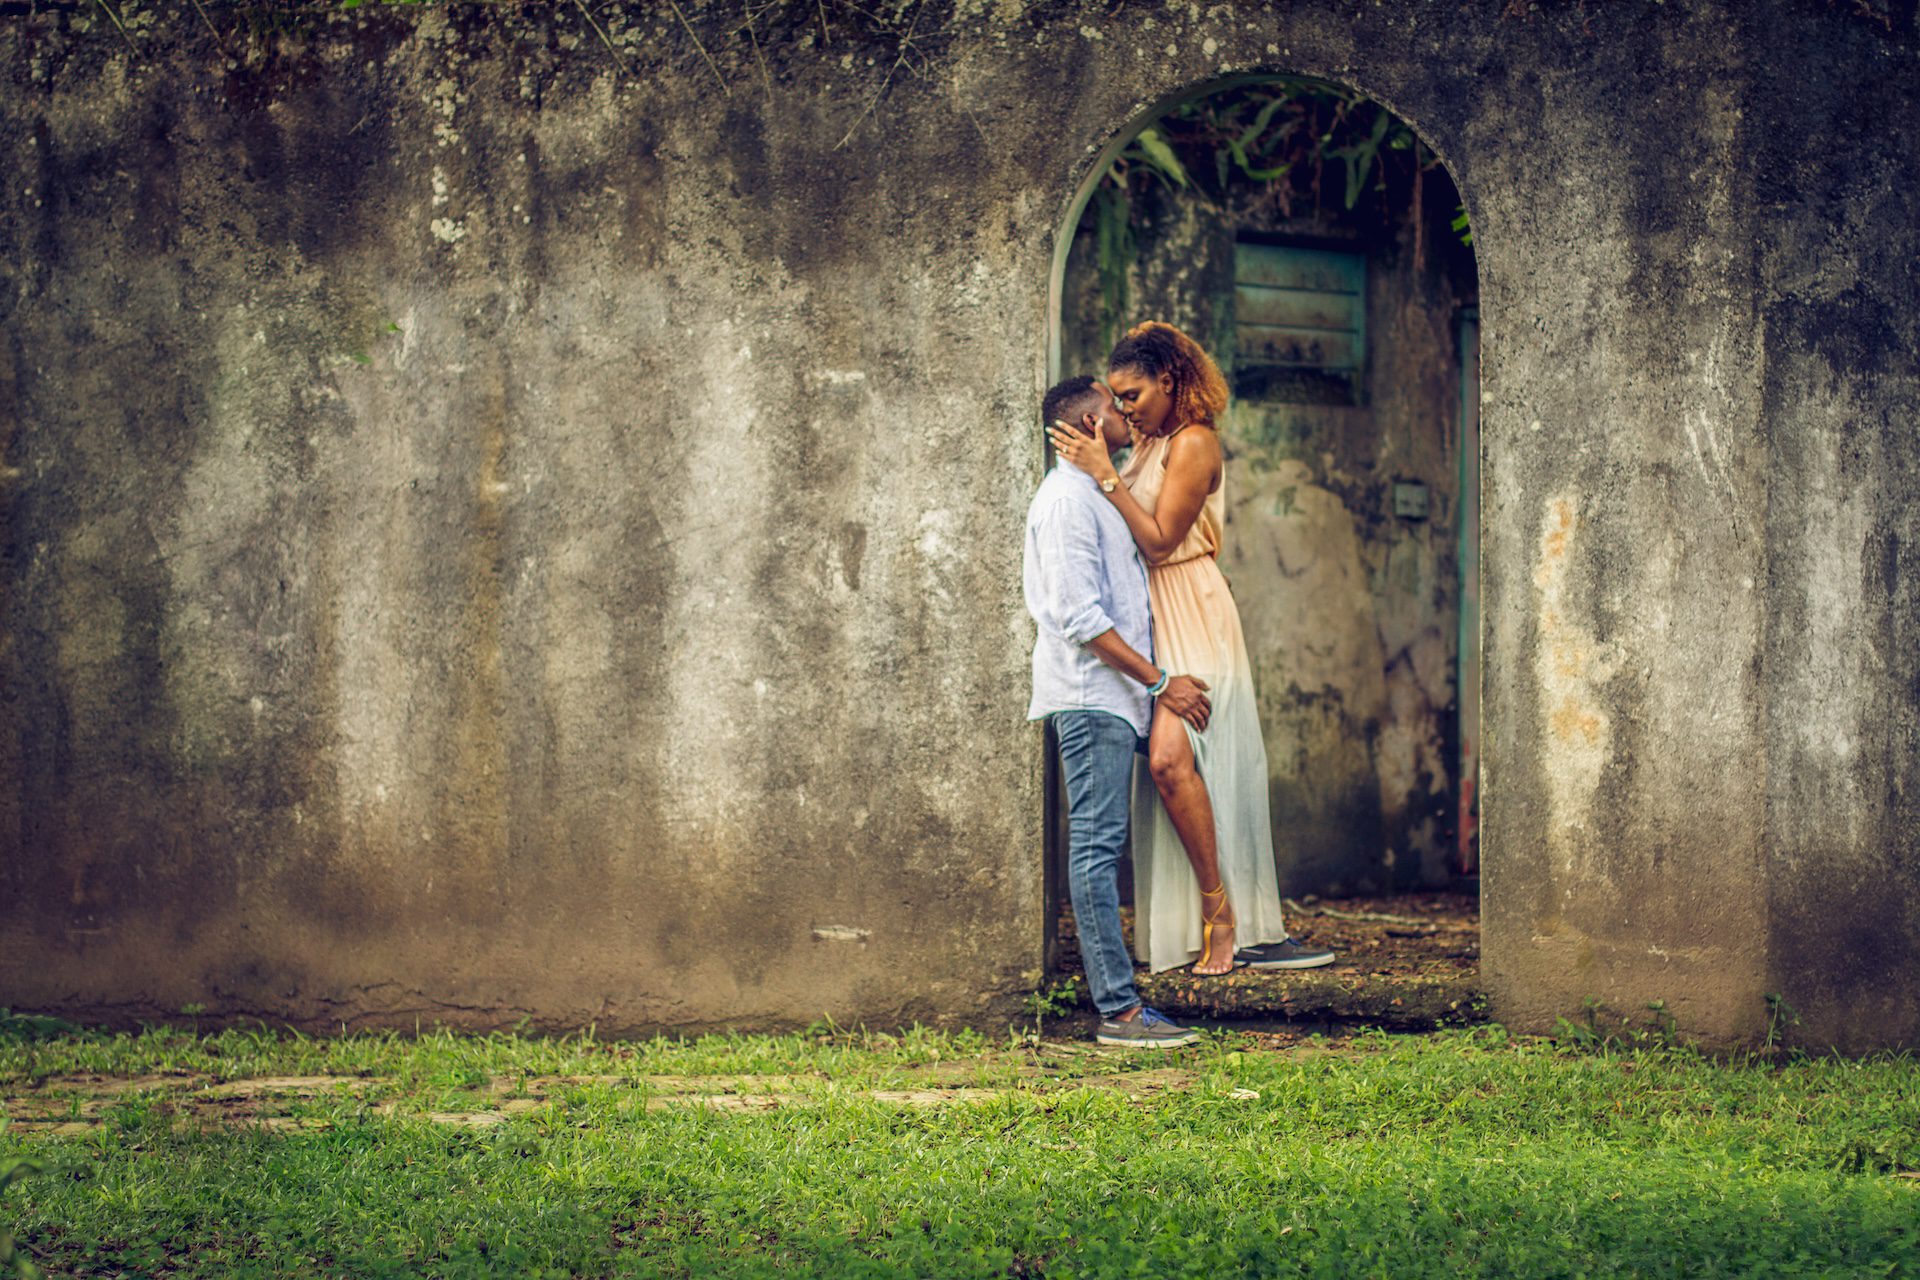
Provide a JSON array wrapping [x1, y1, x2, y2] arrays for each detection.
[[1131, 552, 1289, 972]]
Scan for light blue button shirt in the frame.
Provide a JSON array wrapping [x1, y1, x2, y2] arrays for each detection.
[[1024, 464, 1154, 738]]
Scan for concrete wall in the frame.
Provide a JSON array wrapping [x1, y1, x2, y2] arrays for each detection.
[[1061, 176, 1476, 895], [2, 0, 1916, 1048]]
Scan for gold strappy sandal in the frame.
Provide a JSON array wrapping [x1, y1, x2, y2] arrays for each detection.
[[1190, 883, 1247, 978]]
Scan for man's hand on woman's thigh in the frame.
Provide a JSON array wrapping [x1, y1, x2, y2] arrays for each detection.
[[1158, 676, 1210, 731]]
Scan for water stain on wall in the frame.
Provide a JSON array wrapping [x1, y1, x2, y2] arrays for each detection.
[[1532, 492, 1621, 874]]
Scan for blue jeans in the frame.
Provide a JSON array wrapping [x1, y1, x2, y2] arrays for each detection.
[[1053, 710, 1143, 1018]]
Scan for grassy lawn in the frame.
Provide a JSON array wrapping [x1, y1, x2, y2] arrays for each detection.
[[2, 1018, 1917, 1277]]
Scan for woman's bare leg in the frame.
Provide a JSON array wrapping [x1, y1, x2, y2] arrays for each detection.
[[1148, 700, 1235, 974]]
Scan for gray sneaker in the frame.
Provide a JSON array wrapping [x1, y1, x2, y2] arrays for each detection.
[[1095, 1005, 1200, 1049], [1236, 938, 1337, 970]]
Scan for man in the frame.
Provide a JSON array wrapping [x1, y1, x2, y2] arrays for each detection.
[[1025, 375, 1211, 1048]]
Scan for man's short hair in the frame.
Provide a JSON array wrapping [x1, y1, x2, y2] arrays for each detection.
[[1041, 375, 1102, 432]]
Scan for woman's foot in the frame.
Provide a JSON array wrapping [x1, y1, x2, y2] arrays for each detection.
[[1193, 884, 1239, 976]]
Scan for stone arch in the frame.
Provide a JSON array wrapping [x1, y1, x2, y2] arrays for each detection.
[[1045, 71, 1478, 383], [1041, 70, 1484, 972]]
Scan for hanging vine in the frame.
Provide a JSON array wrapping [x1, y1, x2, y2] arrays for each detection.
[[1087, 77, 1474, 351]]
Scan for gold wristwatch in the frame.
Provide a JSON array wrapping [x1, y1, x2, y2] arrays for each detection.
[[1100, 477, 1119, 493]]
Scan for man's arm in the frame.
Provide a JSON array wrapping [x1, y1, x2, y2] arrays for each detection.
[[1083, 629, 1210, 731], [1033, 500, 1210, 729]]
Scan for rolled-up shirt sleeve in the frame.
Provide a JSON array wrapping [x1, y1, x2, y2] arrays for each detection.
[[1032, 499, 1116, 647]]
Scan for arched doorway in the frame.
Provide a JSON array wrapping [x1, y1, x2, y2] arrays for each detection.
[[1043, 75, 1481, 983]]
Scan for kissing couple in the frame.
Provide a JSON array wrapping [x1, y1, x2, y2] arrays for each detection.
[[1024, 320, 1335, 1048]]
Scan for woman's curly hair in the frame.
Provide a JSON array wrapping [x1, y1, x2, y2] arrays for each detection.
[[1107, 321, 1229, 430]]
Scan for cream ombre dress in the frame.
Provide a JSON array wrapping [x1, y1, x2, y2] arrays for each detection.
[[1123, 427, 1290, 972]]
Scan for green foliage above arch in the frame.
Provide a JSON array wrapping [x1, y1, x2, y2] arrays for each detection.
[[1089, 79, 1473, 354]]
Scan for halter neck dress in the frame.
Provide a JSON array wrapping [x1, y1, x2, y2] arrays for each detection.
[[1121, 426, 1290, 971]]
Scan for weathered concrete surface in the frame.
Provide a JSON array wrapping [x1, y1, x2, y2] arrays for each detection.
[[1754, 31, 1920, 1055], [1062, 180, 1476, 895], [2, 0, 1916, 1048], [0, 1, 1051, 1034]]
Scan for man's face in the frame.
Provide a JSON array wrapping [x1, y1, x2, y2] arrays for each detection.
[[1078, 383, 1132, 453]]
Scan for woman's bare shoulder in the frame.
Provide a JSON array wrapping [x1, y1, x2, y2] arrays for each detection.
[[1164, 425, 1222, 472]]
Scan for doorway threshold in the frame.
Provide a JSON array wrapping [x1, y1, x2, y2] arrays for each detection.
[[1057, 892, 1484, 1031]]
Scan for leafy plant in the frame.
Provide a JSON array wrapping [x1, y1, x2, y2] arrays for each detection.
[[1124, 127, 1191, 191], [1099, 78, 1467, 226], [1764, 992, 1802, 1053], [1554, 996, 1692, 1055], [1451, 202, 1474, 246], [0, 1152, 45, 1280], [1019, 976, 1082, 1039], [1087, 183, 1138, 358], [0, 1014, 75, 1044], [1084, 78, 1472, 359]]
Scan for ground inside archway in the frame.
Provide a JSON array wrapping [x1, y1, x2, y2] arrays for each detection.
[[1055, 892, 1481, 1028]]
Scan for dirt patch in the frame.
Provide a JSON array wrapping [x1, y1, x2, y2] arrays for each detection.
[[5, 1059, 1294, 1131], [1281, 893, 1481, 974], [1052, 892, 1483, 1027], [16, 1072, 202, 1096], [200, 1075, 374, 1099], [2, 1039, 1394, 1136]]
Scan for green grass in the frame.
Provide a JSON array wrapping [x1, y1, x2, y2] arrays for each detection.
[[3, 1021, 1917, 1277]]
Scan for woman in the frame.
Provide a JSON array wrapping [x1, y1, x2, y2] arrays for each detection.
[[1048, 322, 1332, 976]]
